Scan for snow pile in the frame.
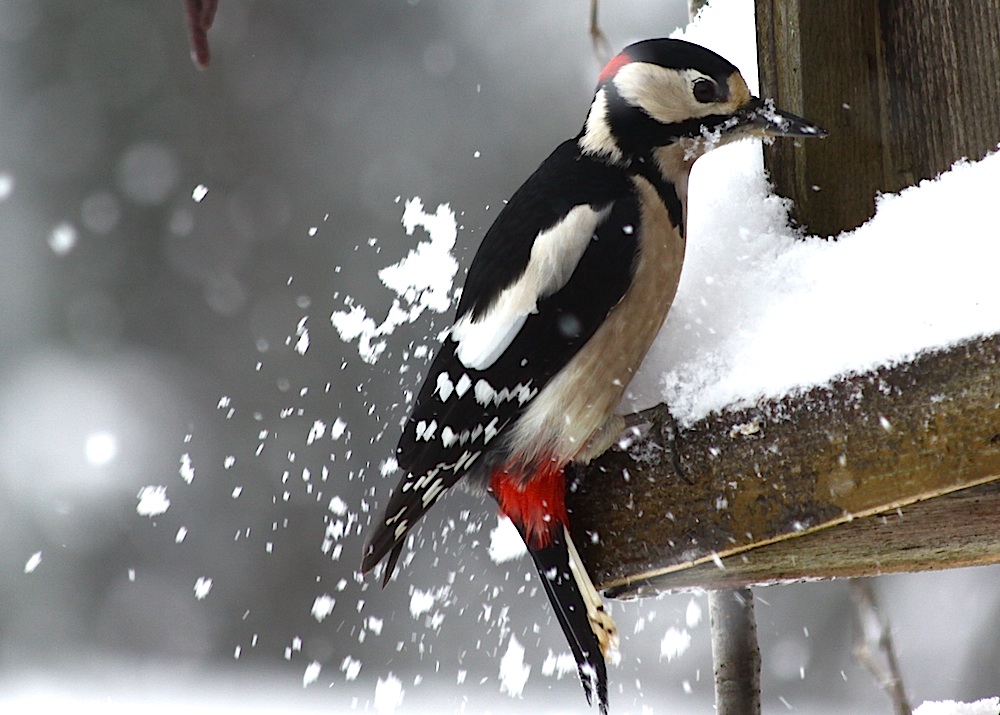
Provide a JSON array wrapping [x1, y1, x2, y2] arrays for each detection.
[[619, 0, 1000, 424], [914, 698, 1000, 715], [624, 137, 1000, 424], [679, 0, 760, 92]]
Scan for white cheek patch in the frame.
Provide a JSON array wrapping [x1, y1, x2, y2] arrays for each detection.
[[452, 204, 611, 370], [614, 64, 719, 125]]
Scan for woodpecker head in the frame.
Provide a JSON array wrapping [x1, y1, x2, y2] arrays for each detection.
[[579, 38, 825, 163]]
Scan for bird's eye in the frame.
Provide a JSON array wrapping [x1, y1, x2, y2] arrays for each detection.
[[692, 78, 718, 103]]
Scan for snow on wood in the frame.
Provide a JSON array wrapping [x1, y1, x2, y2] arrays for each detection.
[[563, 0, 1000, 595]]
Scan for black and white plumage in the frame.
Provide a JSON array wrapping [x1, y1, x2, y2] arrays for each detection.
[[362, 38, 825, 713]]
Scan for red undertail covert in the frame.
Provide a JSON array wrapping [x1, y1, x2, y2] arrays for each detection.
[[489, 457, 569, 548]]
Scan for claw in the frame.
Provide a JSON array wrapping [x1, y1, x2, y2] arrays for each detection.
[[622, 405, 689, 484], [565, 526, 619, 659]]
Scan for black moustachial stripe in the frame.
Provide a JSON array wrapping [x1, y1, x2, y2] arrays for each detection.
[[632, 156, 685, 237]]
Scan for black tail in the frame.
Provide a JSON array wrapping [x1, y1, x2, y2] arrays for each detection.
[[515, 522, 609, 714]]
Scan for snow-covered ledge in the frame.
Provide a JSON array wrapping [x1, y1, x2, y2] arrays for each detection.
[[566, 6, 1000, 593], [570, 332, 1000, 596], [566, 137, 1000, 595]]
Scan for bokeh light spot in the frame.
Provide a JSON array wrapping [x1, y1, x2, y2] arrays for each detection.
[[80, 191, 121, 234], [85, 431, 118, 466], [116, 141, 179, 206], [48, 222, 78, 255], [0, 173, 14, 201]]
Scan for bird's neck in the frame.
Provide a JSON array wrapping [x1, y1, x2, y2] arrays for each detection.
[[623, 143, 693, 239], [648, 143, 695, 213]]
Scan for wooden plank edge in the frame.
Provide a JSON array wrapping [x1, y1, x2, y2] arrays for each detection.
[[605, 478, 1000, 598]]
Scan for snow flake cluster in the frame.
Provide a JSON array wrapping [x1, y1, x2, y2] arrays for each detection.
[[332, 198, 459, 364]]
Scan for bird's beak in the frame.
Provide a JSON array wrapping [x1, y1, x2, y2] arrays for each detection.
[[734, 97, 827, 139]]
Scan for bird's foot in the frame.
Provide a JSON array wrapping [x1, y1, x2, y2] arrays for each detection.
[[564, 527, 619, 659], [621, 405, 689, 484], [589, 602, 620, 659]]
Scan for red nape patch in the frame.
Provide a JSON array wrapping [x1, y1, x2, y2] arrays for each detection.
[[489, 458, 569, 550], [598, 52, 632, 84]]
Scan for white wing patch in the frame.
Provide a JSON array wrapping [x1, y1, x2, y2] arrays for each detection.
[[454, 373, 472, 397], [434, 371, 473, 402], [394, 448, 483, 512], [415, 419, 437, 441], [453, 312, 527, 372], [452, 204, 612, 370]]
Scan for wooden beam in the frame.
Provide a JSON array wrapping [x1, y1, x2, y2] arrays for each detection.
[[606, 481, 1000, 596], [566, 334, 1000, 597], [755, 0, 1000, 236]]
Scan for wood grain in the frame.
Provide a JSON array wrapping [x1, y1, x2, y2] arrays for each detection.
[[566, 335, 1000, 597], [755, 0, 1000, 235]]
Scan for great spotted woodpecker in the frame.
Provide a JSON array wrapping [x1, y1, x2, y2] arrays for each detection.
[[362, 38, 825, 712]]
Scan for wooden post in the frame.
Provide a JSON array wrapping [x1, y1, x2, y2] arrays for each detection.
[[755, 0, 1000, 236]]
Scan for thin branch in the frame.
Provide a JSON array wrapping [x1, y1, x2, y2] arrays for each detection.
[[588, 0, 613, 66], [849, 578, 912, 715], [710, 588, 762, 715], [184, 0, 219, 69]]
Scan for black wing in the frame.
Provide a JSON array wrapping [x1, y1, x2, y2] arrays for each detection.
[[362, 141, 638, 578]]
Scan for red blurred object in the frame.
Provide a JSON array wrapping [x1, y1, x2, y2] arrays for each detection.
[[185, 0, 218, 69]]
